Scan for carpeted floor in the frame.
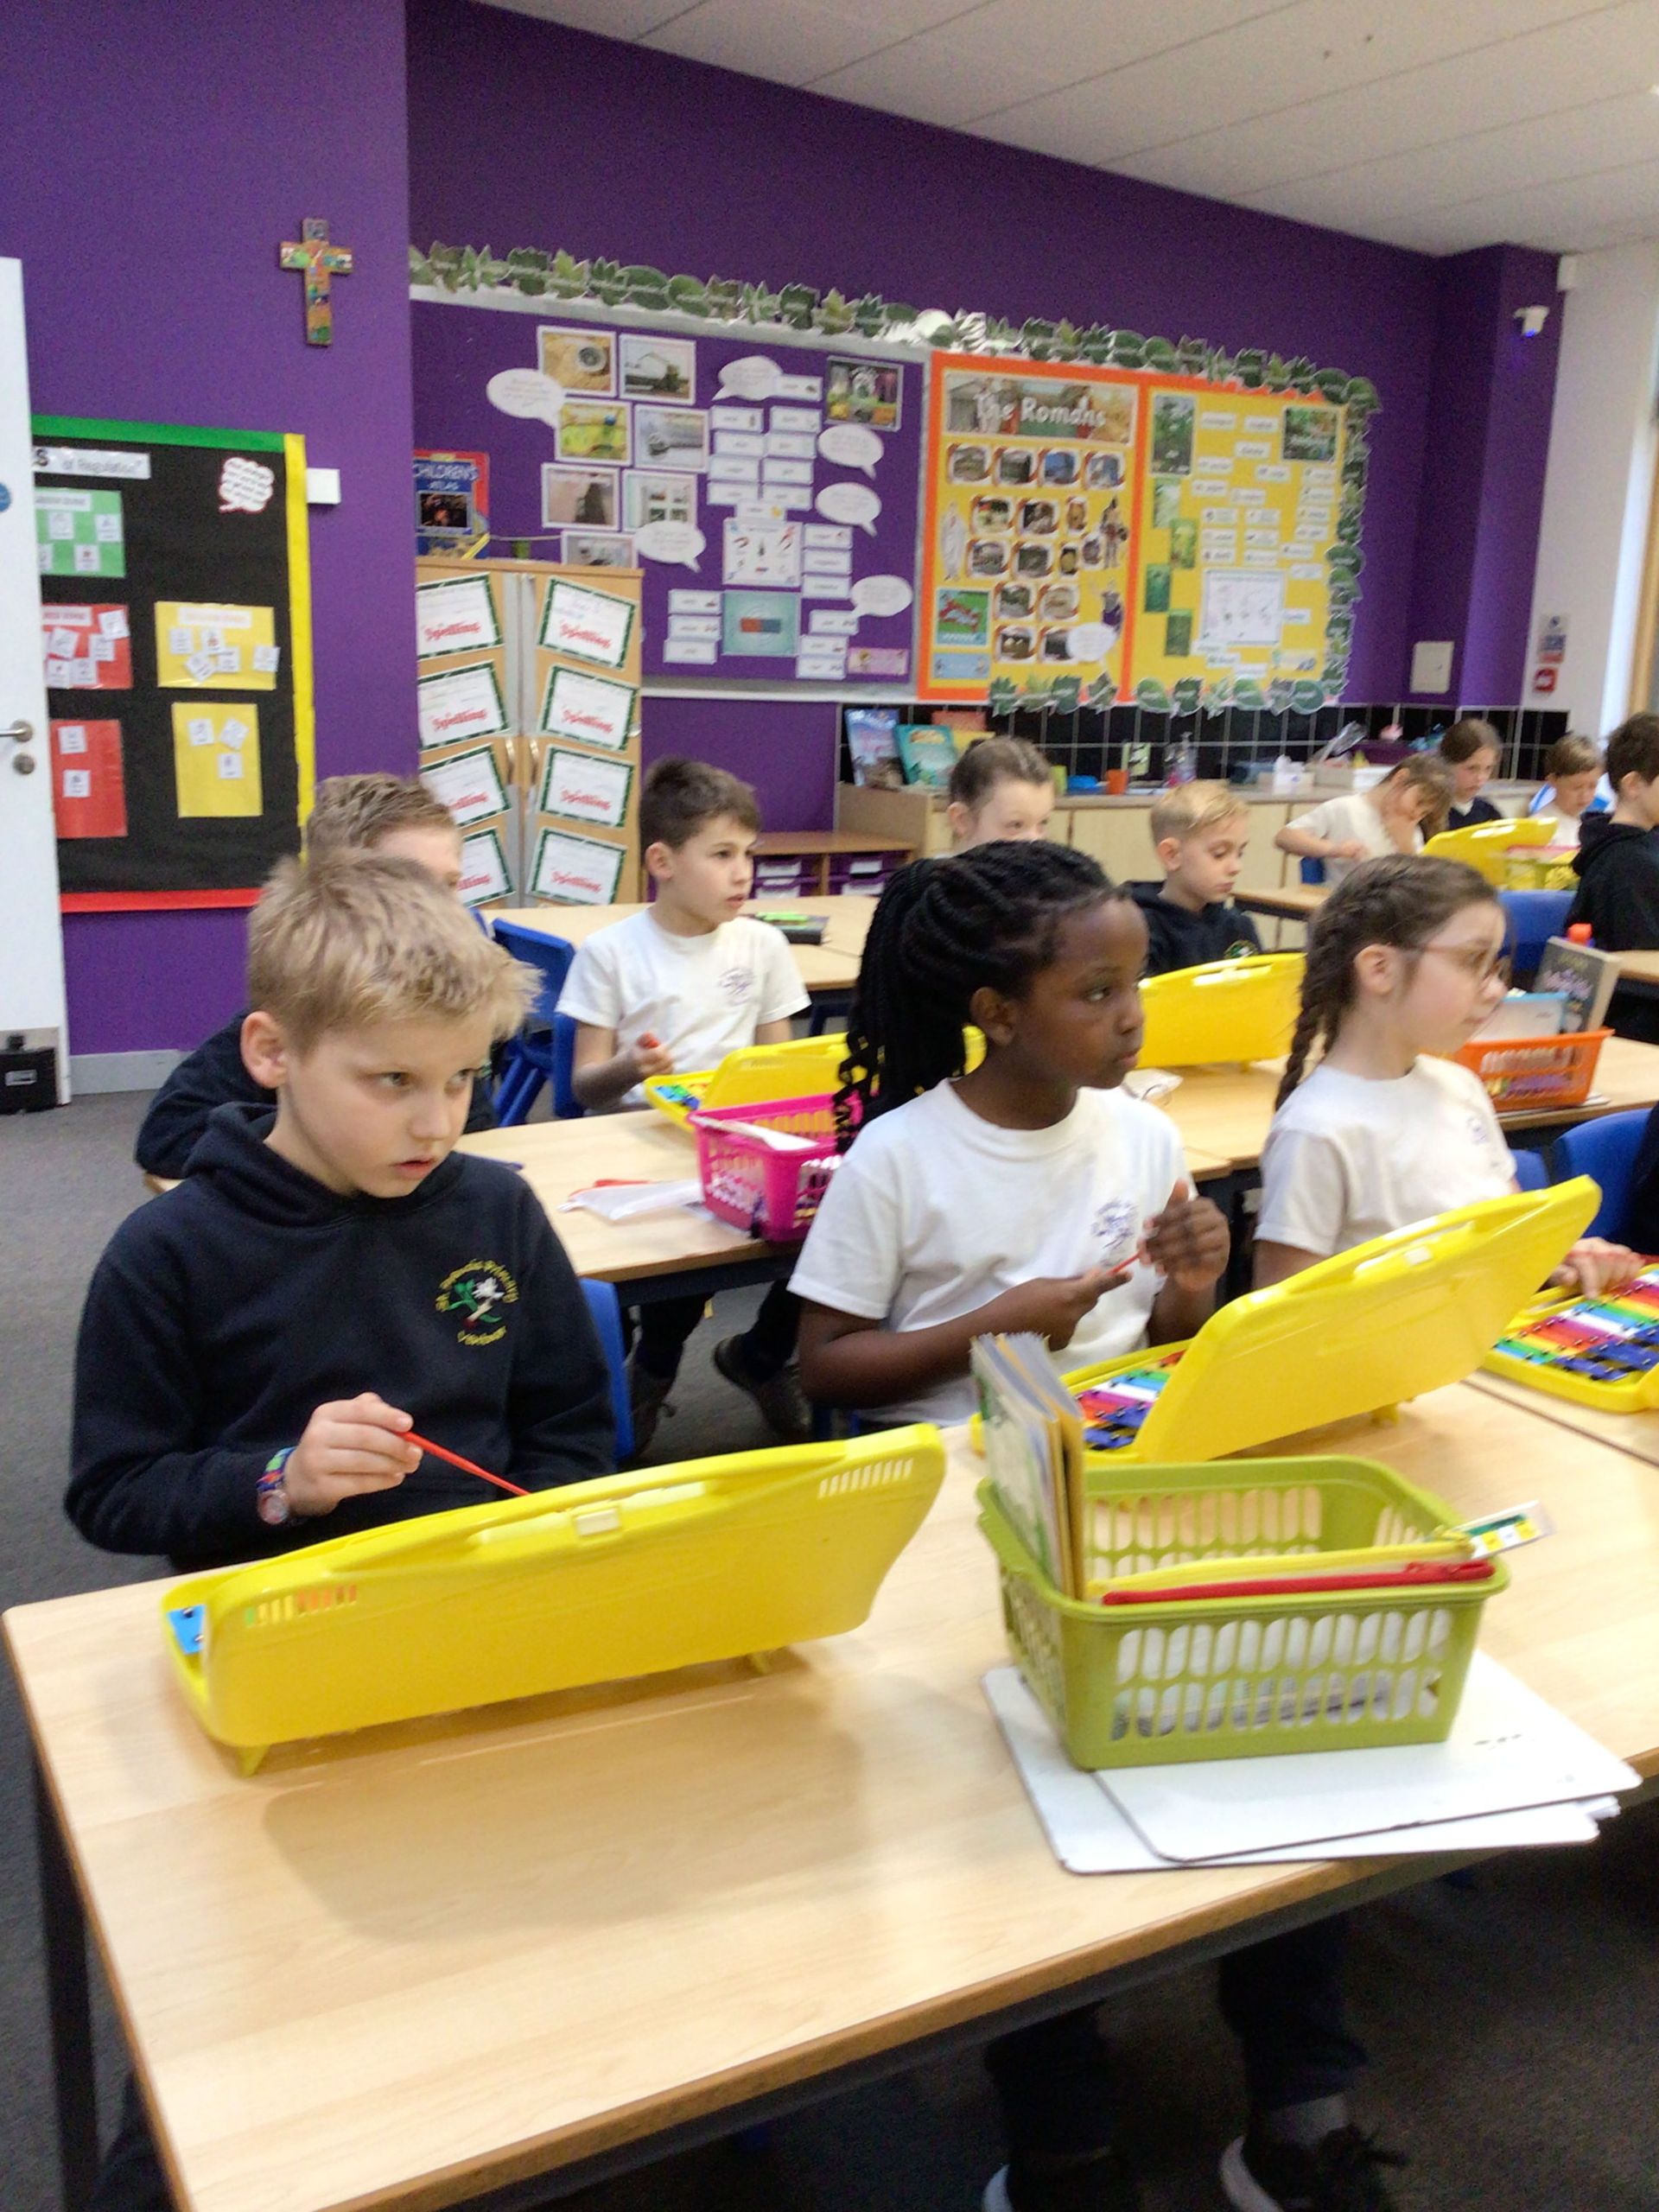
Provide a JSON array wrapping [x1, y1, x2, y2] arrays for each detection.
[[3, 1093, 1657, 2211]]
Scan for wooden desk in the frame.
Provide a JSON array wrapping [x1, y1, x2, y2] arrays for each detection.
[[1158, 1035, 1659, 1173], [1235, 882, 1327, 923], [491, 897, 876, 1000], [460, 1115, 1233, 1299], [13, 1383, 1659, 2212], [1470, 1370, 1659, 1470], [1614, 949, 1659, 994]]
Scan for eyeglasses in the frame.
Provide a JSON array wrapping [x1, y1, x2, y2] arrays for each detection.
[[1416, 941, 1512, 987]]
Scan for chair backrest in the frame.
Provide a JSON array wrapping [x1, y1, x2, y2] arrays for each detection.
[[491, 918, 575, 1024], [551, 1011, 584, 1120], [581, 1278, 633, 1461], [1497, 888, 1573, 982], [1509, 1147, 1548, 1192], [1549, 1109, 1650, 1241], [1299, 856, 1326, 885]]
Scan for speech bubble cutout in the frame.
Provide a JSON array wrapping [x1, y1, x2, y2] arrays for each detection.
[[715, 355, 784, 402], [817, 423, 883, 477], [634, 519, 706, 569], [849, 574, 913, 620], [816, 480, 881, 537], [486, 368, 564, 428], [1066, 622, 1116, 662]]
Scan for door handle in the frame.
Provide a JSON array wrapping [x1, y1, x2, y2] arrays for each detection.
[[0, 720, 35, 743]]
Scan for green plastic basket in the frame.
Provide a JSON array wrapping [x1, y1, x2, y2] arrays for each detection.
[[977, 1456, 1508, 1770]]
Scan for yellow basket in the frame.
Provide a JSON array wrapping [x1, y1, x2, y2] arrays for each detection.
[[1422, 814, 1557, 886], [980, 1455, 1506, 1767], [1500, 849, 1577, 891], [162, 1429, 944, 1765], [645, 1029, 986, 1126], [969, 1181, 1596, 1465], [1483, 1262, 1659, 1412], [1137, 953, 1303, 1067]]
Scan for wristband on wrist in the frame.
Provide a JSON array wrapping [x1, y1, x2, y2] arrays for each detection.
[[256, 1446, 295, 1528]]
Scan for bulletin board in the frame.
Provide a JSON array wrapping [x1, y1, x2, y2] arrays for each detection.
[[480, 310, 922, 686], [33, 415, 314, 910], [528, 564, 643, 905], [416, 557, 518, 905], [918, 353, 1351, 711]]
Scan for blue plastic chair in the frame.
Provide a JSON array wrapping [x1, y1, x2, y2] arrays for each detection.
[[581, 1278, 633, 1462], [492, 919, 576, 1127], [1299, 856, 1326, 885], [1548, 1109, 1650, 1241], [1497, 889, 1573, 986], [1510, 1148, 1547, 1192]]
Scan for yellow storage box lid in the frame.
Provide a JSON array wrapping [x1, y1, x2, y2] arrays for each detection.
[[1422, 814, 1557, 885], [1137, 953, 1303, 1067]]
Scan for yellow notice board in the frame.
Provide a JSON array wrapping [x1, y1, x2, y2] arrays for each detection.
[[919, 353, 1358, 713], [155, 601, 279, 690], [170, 702, 264, 816]]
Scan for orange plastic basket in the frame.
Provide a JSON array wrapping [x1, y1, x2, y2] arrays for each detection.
[[1451, 1027, 1610, 1111]]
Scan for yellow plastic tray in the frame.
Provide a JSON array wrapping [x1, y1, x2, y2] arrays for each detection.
[[645, 1029, 986, 1126], [162, 1429, 944, 1765], [1482, 1264, 1659, 1412], [1422, 814, 1557, 886], [1039, 1179, 1596, 1465], [1137, 953, 1303, 1067]]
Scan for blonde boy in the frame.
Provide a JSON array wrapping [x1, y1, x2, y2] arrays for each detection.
[[73, 856, 613, 1566], [136, 773, 480, 1176], [559, 756, 810, 1446], [1127, 780, 1262, 976]]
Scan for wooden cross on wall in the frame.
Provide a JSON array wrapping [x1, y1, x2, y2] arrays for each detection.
[[279, 218, 353, 346]]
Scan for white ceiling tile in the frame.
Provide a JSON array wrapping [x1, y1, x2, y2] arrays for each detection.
[[820, 0, 1006, 29], [472, 0, 691, 36], [808, 33, 1065, 124], [1114, 0, 1659, 199], [640, 0, 899, 80], [832, 0, 1295, 92]]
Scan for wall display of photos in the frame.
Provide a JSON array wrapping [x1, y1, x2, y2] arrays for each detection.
[[489, 312, 923, 686], [34, 415, 313, 908], [919, 352, 1356, 711]]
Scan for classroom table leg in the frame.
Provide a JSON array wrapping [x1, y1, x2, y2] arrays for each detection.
[[34, 1748, 99, 2211]]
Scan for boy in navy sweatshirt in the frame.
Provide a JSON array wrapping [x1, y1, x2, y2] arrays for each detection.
[[1127, 780, 1262, 976], [134, 772, 497, 1179], [72, 853, 613, 1571]]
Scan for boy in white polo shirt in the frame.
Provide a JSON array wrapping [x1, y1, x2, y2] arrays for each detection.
[[560, 757, 809, 1446]]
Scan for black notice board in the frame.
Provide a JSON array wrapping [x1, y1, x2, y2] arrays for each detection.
[[32, 416, 313, 910]]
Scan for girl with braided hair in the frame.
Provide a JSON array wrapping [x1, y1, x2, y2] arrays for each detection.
[[1255, 855, 1637, 1296], [792, 840, 1228, 1427], [795, 847, 1402, 2210]]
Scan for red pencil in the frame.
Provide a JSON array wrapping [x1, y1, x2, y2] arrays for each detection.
[[405, 1430, 528, 1498]]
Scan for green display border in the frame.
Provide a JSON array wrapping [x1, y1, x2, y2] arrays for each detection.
[[34, 415, 285, 453]]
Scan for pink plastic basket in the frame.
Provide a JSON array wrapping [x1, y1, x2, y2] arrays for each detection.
[[690, 1093, 845, 1242]]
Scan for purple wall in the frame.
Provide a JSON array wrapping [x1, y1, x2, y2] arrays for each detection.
[[1405, 247, 1563, 704], [0, 0, 417, 1053], [405, 0, 1461, 814]]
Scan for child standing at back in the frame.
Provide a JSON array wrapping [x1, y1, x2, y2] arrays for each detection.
[[1275, 753, 1452, 886], [792, 845, 1391, 2212], [559, 758, 810, 1446], [1255, 855, 1635, 1293], [1127, 779, 1262, 974], [947, 734, 1056, 846]]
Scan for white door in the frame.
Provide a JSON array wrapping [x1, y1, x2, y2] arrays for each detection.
[[0, 257, 68, 1099]]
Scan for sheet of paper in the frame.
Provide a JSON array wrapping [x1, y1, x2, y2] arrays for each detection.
[[985, 1669, 1608, 1875], [539, 747, 632, 830], [1096, 1653, 1637, 1864], [416, 660, 509, 750], [538, 664, 635, 751], [419, 744, 507, 827]]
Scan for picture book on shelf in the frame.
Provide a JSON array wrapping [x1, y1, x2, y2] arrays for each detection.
[[846, 707, 905, 789], [895, 721, 961, 791]]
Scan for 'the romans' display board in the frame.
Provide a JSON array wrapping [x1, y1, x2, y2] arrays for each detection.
[[480, 310, 921, 687], [918, 353, 1351, 711], [34, 416, 313, 908]]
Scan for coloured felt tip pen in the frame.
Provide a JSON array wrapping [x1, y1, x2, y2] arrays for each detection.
[[405, 1431, 528, 1498], [1099, 1560, 1494, 1605]]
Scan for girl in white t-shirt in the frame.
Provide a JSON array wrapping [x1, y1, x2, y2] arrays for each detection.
[[1274, 753, 1454, 886], [794, 846, 1385, 2212], [1256, 854, 1637, 1293]]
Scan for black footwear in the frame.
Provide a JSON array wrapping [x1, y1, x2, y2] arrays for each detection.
[[625, 1350, 675, 1456], [713, 1336, 812, 1443], [982, 2144, 1142, 2211], [1221, 2123, 1403, 2212]]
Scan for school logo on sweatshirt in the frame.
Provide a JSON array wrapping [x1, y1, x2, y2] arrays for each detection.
[[718, 964, 755, 1004], [1090, 1198, 1139, 1267], [435, 1259, 519, 1347]]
